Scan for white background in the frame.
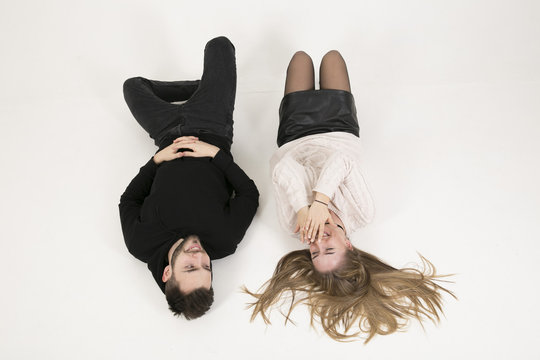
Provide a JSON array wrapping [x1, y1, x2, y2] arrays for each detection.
[[1, 0, 539, 359]]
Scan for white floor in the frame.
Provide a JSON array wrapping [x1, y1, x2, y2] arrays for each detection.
[[1, 1, 539, 359]]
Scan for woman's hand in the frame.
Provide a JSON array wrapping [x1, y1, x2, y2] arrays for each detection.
[[294, 206, 310, 243], [153, 136, 199, 165], [173, 137, 220, 158], [305, 197, 335, 243]]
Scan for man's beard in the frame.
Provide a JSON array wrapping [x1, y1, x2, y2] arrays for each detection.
[[170, 235, 201, 267]]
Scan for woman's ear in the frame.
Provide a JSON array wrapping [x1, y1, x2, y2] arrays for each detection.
[[345, 240, 353, 250], [162, 265, 172, 282]]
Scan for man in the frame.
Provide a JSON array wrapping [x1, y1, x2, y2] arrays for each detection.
[[119, 36, 259, 319]]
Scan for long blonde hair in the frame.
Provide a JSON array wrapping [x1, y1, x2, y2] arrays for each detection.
[[244, 247, 455, 342]]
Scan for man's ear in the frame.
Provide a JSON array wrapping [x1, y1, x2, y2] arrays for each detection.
[[162, 265, 172, 282]]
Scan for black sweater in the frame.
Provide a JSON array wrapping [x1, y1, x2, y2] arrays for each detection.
[[119, 149, 259, 293]]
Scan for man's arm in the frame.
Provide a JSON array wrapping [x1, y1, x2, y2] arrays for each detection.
[[119, 157, 158, 252], [212, 150, 259, 238], [119, 137, 200, 252], [172, 138, 259, 251]]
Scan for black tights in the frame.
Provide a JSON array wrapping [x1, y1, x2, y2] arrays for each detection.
[[284, 50, 351, 95]]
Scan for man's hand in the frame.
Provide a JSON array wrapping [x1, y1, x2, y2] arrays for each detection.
[[173, 137, 220, 158], [153, 136, 199, 165], [294, 206, 310, 243]]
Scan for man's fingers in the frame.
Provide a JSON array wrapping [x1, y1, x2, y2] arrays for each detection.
[[318, 223, 324, 242], [174, 136, 198, 143], [176, 143, 196, 152], [173, 140, 196, 148]]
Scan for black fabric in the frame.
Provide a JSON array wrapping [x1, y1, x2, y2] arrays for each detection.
[[277, 89, 359, 147], [119, 37, 259, 293], [119, 152, 259, 293], [123, 36, 236, 151]]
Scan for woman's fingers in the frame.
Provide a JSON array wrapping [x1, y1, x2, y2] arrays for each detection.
[[307, 219, 316, 242], [302, 220, 309, 243], [317, 222, 324, 242]]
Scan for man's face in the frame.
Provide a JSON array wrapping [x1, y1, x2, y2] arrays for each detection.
[[171, 236, 212, 293]]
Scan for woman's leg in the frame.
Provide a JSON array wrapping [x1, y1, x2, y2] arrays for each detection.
[[284, 51, 315, 95], [319, 50, 351, 92]]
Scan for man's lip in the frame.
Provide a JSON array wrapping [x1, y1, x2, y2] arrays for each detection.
[[186, 245, 202, 251]]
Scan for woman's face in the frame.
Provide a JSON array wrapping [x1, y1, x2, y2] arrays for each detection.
[[309, 223, 351, 273]]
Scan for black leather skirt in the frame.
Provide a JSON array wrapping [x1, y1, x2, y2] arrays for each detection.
[[277, 89, 359, 147]]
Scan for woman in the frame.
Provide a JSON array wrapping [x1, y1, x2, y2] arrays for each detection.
[[245, 50, 454, 342]]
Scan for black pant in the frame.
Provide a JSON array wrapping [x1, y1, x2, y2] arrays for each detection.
[[123, 36, 236, 151]]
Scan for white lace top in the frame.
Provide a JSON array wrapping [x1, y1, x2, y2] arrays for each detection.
[[270, 132, 375, 235]]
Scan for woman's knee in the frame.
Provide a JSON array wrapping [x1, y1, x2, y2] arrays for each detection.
[[321, 50, 345, 67], [290, 51, 313, 66]]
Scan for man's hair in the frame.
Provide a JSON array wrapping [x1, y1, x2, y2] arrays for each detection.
[[164, 235, 214, 319], [165, 274, 214, 320]]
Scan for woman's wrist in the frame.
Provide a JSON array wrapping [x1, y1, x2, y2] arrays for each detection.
[[313, 192, 330, 204]]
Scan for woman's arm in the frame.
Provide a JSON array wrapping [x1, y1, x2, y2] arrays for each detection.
[[272, 155, 311, 235], [312, 152, 353, 200], [303, 153, 353, 242]]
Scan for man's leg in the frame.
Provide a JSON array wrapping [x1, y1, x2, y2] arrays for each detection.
[[123, 77, 200, 145], [181, 37, 237, 147]]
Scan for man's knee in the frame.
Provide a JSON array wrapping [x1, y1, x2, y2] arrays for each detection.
[[205, 36, 235, 52], [123, 77, 146, 93]]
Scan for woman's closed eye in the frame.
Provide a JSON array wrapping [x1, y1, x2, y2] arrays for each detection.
[[312, 248, 335, 259]]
